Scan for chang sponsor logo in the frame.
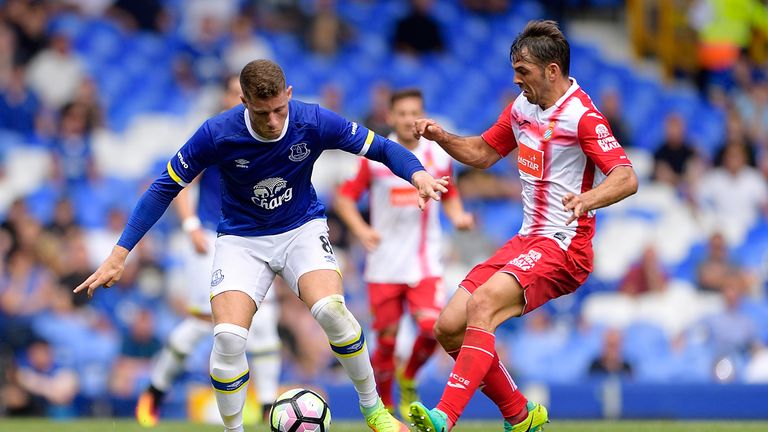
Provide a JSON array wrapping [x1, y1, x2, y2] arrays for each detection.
[[251, 177, 293, 210]]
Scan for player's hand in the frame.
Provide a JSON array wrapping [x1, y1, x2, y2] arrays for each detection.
[[562, 192, 589, 225], [189, 228, 209, 255], [413, 118, 447, 142], [412, 171, 449, 210], [452, 212, 475, 231], [74, 246, 129, 298], [354, 226, 381, 252]]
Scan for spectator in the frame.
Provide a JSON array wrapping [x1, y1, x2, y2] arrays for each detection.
[[0, 249, 55, 320], [600, 88, 631, 148], [393, 0, 445, 55], [109, 0, 167, 33], [15, 338, 79, 417], [25, 31, 85, 109], [4, 0, 49, 64], [713, 110, 757, 167], [0, 65, 41, 136], [50, 102, 95, 187], [461, 0, 509, 14], [304, 0, 353, 56], [110, 309, 161, 398], [223, 16, 274, 74], [697, 232, 739, 292], [696, 141, 768, 244], [1, 358, 43, 416], [0, 23, 15, 87], [653, 113, 696, 189], [618, 246, 667, 296], [363, 82, 393, 137], [588, 329, 633, 377], [701, 269, 760, 358]]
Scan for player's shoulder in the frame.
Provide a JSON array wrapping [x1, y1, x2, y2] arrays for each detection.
[[288, 99, 325, 128], [563, 86, 609, 131]]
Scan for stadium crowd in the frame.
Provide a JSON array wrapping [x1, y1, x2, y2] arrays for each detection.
[[0, 0, 767, 420]]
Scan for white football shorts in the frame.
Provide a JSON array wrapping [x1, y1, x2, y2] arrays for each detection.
[[209, 218, 340, 305]]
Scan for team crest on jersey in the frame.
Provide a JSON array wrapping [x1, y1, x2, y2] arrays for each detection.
[[211, 269, 224, 287], [543, 120, 555, 141], [234, 158, 250, 168], [251, 177, 293, 210], [289, 143, 311, 162]]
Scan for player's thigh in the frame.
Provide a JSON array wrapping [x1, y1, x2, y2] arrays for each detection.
[[467, 272, 526, 330], [406, 277, 444, 326], [282, 219, 344, 306], [368, 282, 407, 332], [247, 290, 280, 352], [210, 235, 275, 327]]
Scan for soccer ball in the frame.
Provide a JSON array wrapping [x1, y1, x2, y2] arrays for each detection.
[[269, 388, 332, 432]]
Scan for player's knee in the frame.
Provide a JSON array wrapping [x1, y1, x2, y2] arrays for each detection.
[[466, 289, 495, 320], [212, 323, 248, 361], [310, 294, 361, 341], [433, 315, 461, 347]]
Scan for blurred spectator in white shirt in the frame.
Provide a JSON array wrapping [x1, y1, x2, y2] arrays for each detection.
[[26, 32, 85, 109], [224, 16, 273, 74]]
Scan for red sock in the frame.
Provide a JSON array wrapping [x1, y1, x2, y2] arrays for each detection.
[[371, 334, 396, 407], [404, 320, 438, 379], [446, 348, 527, 420], [436, 327, 496, 425]]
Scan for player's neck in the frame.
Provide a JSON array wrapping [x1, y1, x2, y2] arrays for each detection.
[[539, 78, 572, 111]]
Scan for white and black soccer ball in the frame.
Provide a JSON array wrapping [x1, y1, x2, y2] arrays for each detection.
[[269, 388, 332, 432]]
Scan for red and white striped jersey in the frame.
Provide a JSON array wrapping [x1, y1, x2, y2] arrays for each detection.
[[339, 135, 457, 284], [482, 79, 632, 271]]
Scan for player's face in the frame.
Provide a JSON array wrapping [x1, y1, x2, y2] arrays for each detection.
[[513, 57, 547, 106], [388, 96, 424, 142], [242, 86, 293, 140]]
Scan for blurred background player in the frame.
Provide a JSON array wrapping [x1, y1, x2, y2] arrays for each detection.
[[136, 75, 281, 427], [76, 59, 449, 432], [408, 20, 638, 432], [335, 88, 474, 419]]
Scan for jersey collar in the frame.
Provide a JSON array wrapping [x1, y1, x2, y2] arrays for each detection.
[[243, 105, 290, 142], [550, 77, 580, 110]]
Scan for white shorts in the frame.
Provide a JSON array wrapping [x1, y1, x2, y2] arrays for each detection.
[[210, 218, 340, 305]]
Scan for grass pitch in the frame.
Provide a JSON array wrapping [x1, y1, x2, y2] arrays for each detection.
[[2, 419, 768, 431]]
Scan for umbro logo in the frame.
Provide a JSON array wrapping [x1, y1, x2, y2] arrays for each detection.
[[234, 159, 249, 168]]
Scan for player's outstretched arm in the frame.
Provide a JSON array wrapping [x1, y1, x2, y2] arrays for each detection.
[[175, 180, 208, 255], [411, 171, 449, 210], [442, 196, 475, 231], [562, 166, 638, 225], [413, 119, 501, 169]]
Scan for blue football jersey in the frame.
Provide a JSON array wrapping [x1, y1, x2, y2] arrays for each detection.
[[196, 166, 222, 231], [166, 99, 376, 236]]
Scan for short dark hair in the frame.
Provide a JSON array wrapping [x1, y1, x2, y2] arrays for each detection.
[[239, 59, 286, 100], [509, 20, 570, 76], [389, 88, 423, 109]]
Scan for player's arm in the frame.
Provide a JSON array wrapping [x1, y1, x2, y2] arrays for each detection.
[[439, 164, 474, 230], [413, 120, 501, 169], [563, 112, 638, 225], [562, 166, 637, 224], [75, 123, 216, 297], [319, 108, 448, 210], [334, 159, 381, 252], [174, 177, 209, 255]]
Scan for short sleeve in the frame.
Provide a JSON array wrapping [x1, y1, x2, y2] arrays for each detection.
[[167, 121, 217, 187], [338, 158, 371, 200], [577, 111, 632, 175], [481, 103, 517, 157], [318, 107, 374, 155]]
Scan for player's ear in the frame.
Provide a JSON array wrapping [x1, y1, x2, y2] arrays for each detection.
[[240, 94, 247, 106], [286, 85, 293, 100]]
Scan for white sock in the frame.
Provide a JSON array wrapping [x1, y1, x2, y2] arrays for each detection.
[[310, 295, 378, 408], [210, 323, 249, 431], [151, 317, 212, 391]]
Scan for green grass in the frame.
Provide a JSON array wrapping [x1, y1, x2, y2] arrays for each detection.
[[2, 419, 768, 432]]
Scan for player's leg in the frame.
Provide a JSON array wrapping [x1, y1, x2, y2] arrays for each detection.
[[245, 285, 281, 421], [137, 314, 212, 426], [138, 231, 218, 426], [368, 282, 406, 411], [282, 219, 407, 431], [209, 235, 276, 432], [397, 278, 441, 418]]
